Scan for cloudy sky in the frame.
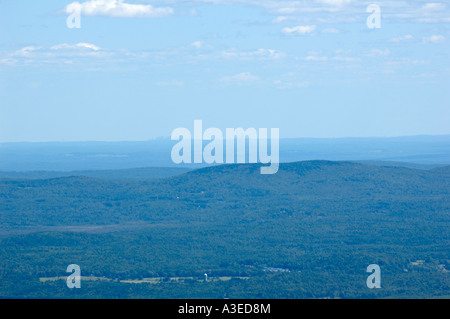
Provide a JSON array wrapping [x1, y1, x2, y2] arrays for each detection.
[[0, 0, 449, 142]]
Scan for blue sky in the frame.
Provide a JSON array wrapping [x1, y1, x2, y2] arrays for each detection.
[[0, 0, 449, 142]]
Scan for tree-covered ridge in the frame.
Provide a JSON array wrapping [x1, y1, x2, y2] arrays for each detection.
[[0, 161, 448, 298]]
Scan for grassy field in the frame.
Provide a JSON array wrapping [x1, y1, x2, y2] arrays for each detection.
[[40, 276, 250, 284]]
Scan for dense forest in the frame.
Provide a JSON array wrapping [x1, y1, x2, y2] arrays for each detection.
[[0, 161, 449, 298]]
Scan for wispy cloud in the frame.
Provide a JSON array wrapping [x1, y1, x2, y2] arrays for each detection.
[[421, 2, 446, 11], [317, 0, 353, 6], [190, 41, 204, 49], [282, 25, 316, 35], [423, 35, 446, 44], [273, 79, 309, 89], [65, 0, 174, 18], [0, 43, 109, 67], [305, 55, 328, 61], [220, 72, 260, 85], [220, 48, 285, 60], [390, 34, 414, 43], [275, 7, 299, 14], [366, 49, 390, 57], [51, 43, 101, 51], [0, 41, 287, 69], [272, 16, 289, 23], [322, 27, 340, 34], [12, 46, 41, 57], [180, 0, 450, 24]]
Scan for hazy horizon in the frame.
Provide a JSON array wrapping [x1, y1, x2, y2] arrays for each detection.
[[1, 133, 450, 144]]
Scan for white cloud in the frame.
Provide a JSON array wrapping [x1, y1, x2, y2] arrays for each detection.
[[422, 3, 446, 11], [390, 34, 414, 43], [317, 0, 353, 6], [125, 0, 449, 24], [382, 58, 430, 70], [276, 7, 299, 14], [0, 58, 18, 66], [51, 43, 101, 51], [1, 43, 108, 67], [272, 16, 289, 23], [273, 79, 309, 89], [332, 56, 360, 62], [322, 27, 340, 34], [367, 49, 390, 57], [190, 41, 203, 49], [65, 0, 173, 18], [424, 35, 446, 43], [77, 43, 101, 51], [220, 72, 259, 84], [221, 48, 285, 60], [305, 55, 328, 61], [13, 46, 41, 57], [282, 25, 316, 35]]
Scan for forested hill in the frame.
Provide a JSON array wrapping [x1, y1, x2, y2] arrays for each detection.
[[0, 160, 448, 228], [431, 165, 450, 175], [166, 160, 447, 196], [0, 160, 449, 298], [0, 166, 192, 180]]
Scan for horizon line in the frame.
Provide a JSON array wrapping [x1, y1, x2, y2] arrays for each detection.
[[1, 133, 450, 144]]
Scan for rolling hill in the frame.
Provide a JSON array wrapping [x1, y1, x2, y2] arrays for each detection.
[[0, 161, 448, 298]]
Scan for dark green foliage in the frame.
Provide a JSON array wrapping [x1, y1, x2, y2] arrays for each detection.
[[0, 161, 449, 298]]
